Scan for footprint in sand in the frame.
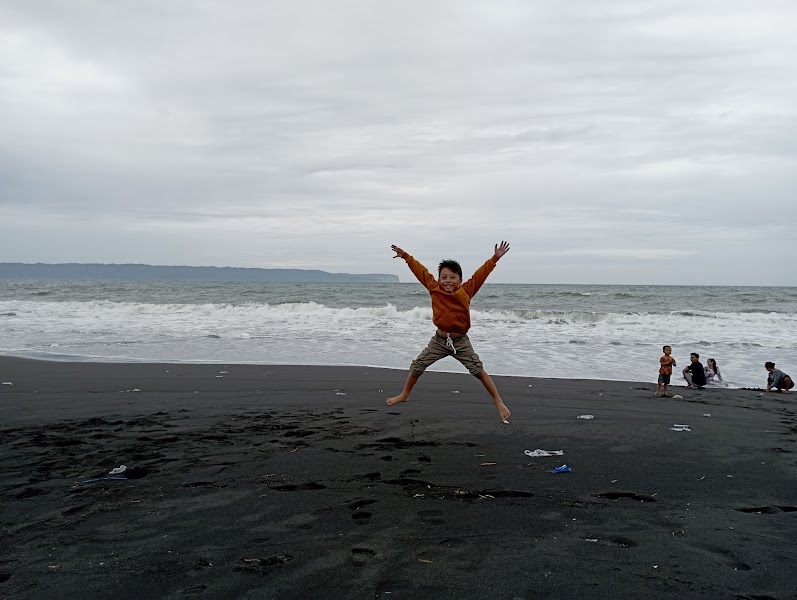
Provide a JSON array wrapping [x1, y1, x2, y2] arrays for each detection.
[[351, 548, 377, 566], [417, 509, 446, 526]]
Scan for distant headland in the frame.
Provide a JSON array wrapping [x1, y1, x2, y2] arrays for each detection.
[[0, 263, 400, 283]]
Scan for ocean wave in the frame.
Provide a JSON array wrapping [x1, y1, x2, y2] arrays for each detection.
[[3, 299, 796, 328]]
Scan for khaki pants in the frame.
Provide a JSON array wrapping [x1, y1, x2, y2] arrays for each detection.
[[410, 334, 484, 377]]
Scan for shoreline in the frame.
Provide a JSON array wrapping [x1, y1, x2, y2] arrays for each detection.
[[1, 356, 795, 599], [0, 352, 762, 391]]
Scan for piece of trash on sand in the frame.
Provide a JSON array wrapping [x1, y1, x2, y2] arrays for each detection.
[[672, 394, 683, 399], [670, 424, 691, 432], [336, 392, 346, 396], [577, 415, 594, 420], [120, 388, 141, 393], [703, 413, 711, 417], [524, 449, 564, 457], [108, 465, 127, 476], [480, 462, 497, 466], [451, 390, 460, 394], [551, 465, 571, 474], [528, 384, 533, 387], [1, 382, 12, 385], [610, 479, 618, 484]]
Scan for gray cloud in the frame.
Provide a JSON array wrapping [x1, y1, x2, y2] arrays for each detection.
[[1, 0, 795, 284]]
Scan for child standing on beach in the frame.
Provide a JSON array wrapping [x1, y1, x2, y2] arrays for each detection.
[[386, 242, 512, 422], [655, 345, 676, 397]]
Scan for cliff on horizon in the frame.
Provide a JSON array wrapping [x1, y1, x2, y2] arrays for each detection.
[[0, 263, 400, 283]]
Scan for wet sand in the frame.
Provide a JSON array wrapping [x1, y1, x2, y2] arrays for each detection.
[[1, 356, 795, 599]]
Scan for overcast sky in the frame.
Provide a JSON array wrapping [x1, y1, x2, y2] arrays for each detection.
[[1, 1, 795, 285]]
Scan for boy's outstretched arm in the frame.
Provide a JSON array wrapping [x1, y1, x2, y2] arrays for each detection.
[[391, 244, 436, 289], [462, 240, 510, 297]]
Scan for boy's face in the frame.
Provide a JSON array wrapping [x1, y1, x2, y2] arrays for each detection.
[[663, 347, 671, 355], [438, 267, 462, 293]]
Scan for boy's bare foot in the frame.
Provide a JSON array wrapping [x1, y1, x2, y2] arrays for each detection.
[[386, 394, 408, 406], [496, 402, 511, 421]]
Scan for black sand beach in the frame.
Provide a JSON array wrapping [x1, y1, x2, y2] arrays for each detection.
[[1, 356, 795, 600]]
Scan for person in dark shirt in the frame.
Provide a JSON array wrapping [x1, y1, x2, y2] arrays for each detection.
[[683, 352, 707, 389]]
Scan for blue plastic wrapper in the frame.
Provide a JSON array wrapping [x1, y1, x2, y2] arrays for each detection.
[[551, 465, 571, 473]]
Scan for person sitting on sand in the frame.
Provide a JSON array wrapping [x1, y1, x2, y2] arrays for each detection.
[[386, 242, 511, 422], [704, 358, 723, 383], [683, 352, 707, 389], [765, 362, 793, 393]]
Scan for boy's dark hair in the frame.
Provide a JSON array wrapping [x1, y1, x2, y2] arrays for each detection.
[[691, 353, 699, 359], [438, 259, 462, 279], [765, 361, 775, 369], [662, 345, 671, 352]]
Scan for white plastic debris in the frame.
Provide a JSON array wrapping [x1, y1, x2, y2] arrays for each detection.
[[577, 414, 594, 420], [670, 424, 691, 432], [1, 382, 12, 385], [108, 465, 127, 476], [672, 394, 683, 399], [524, 449, 564, 457]]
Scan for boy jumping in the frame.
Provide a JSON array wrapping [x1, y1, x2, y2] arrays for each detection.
[[386, 242, 512, 422]]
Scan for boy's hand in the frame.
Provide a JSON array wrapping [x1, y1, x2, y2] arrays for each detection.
[[391, 245, 407, 259], [494, 240, 510, 259]]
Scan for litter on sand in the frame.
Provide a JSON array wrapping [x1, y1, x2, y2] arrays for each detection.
[[551, 465, 571, 474], [524, 449, 564, 457], [672, 394, 684, 399], [670, 424, 691, 432], [1, 382, 12, 385], [83, 476, 128, 484], [577, 415, 594, 419], [108, 465, 127, 476]]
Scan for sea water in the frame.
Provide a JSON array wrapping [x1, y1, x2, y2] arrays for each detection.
[[1, 281, 795, 389]]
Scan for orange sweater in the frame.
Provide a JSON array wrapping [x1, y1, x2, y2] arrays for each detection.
[[403, 254, 499, 333]]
